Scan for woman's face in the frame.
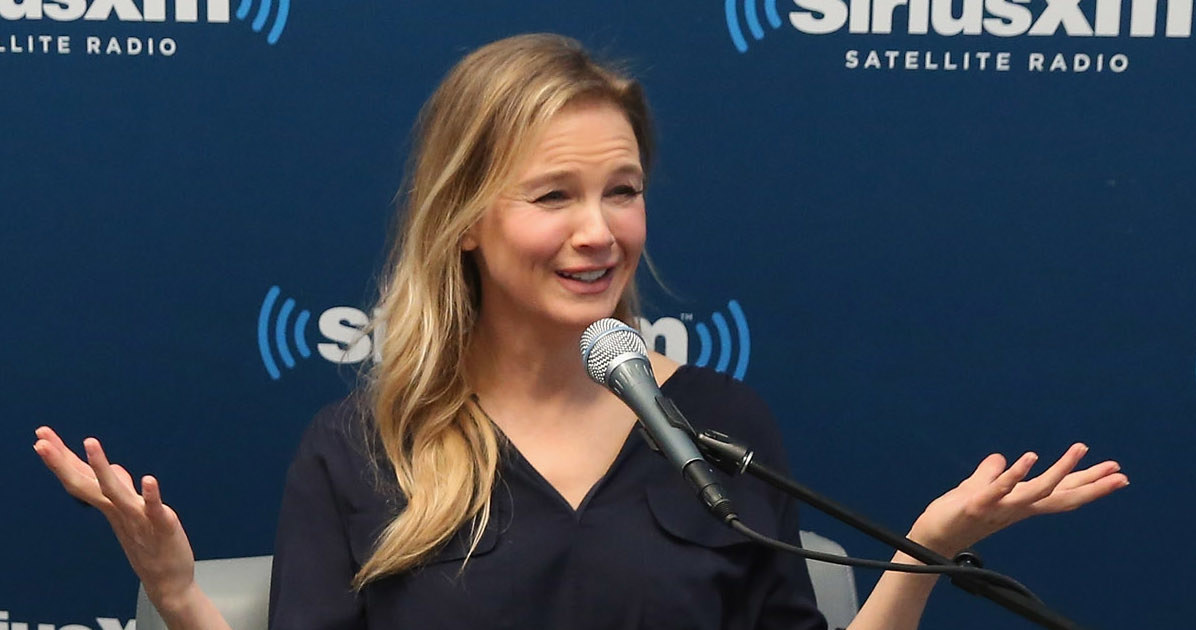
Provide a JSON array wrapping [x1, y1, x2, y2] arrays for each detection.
[[463, 100, 646, 335]]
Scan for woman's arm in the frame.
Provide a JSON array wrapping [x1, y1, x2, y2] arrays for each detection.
[[846, 443, 1128, 630], [34, 426, 232, 630]]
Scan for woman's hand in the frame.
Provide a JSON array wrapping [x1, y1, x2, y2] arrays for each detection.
[[908, 443, 1129, 557], [33, 426, 198, 613]]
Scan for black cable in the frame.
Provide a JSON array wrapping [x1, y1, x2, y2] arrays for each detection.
[[726, 517, 1043, 604]]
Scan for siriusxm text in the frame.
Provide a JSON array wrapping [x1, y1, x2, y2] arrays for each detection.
[[0, 610, 133, 630], [790, 0, 1192, 37], [319, 308, 690, 366], [0, 0, 229, 21]]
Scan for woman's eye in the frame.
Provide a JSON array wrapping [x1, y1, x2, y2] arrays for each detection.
[[607, 185, 643, 200], [533, 190, 569, 205]]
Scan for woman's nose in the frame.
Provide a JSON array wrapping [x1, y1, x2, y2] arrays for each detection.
[[570, 199, 616, 249]]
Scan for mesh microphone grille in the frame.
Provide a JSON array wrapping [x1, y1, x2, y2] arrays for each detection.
[[580, 318, 648, 385]]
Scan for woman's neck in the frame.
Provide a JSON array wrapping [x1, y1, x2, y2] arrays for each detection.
[[466, 315, 604, 411]]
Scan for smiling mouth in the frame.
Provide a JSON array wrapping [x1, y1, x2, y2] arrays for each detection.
[[557, 268, 612, 283]]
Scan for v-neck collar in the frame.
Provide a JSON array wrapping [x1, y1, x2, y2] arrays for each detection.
[[500, 421, 641, 520], [483, 364, 693, 520]]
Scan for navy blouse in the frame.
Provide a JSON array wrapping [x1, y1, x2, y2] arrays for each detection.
[[268, 365, 827, 630]]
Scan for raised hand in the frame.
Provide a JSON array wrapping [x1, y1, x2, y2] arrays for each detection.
[[33, 427, 199, 614], [908, 443, 1129, 557]]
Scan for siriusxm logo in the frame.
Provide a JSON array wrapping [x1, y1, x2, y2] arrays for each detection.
[[640, 300, 752, 381], [726, 0, 786, 53], [257, 286, 384, 381], [232, 0, 288, 45], [0, 0, 290, 45], [725, 0, 1192, 52], [257, 286, 752, 382], [0, 609, 133, 630]]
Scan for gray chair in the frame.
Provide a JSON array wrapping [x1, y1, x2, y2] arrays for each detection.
[[135, 555, 273, 630], [799, 530, 860, 630], [137, 535, 857, 630]]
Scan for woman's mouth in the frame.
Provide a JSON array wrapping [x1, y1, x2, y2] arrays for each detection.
[[557, 268, 612, 283]]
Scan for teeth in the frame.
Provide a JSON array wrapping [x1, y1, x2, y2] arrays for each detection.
[[562, 269, 607, 282]]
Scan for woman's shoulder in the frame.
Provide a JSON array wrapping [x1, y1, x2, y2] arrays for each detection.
[[298, 395, 375, 458], [659, 364, 787, 465], [287, 394, 398, 509], [660, 364, 773, 419]]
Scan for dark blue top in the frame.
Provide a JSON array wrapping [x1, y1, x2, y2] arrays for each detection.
[[268, 365, 827, 630]]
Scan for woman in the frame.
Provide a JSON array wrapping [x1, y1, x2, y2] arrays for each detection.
[[34, 34, 1128, 630]]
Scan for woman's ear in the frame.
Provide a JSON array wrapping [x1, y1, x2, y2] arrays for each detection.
[[461, 231, 478, 251]]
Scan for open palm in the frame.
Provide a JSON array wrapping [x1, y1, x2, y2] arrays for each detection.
[[34, 427, 197, 609]]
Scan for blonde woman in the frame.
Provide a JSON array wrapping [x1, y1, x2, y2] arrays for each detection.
[[35, 33, 1128, 630]]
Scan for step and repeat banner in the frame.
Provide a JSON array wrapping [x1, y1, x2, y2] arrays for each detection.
[[3, 1, 1193, 628]]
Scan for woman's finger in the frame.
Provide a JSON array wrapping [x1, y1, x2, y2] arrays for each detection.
[[34, 438, 105, 504], [974, 452, 1039, 506], [965, 453, 1008, 485], [1055, 460, 1121, 492], [1011, 443, 1087, 502], [35, 426, 97, 479], [110, 464, 136, 490], [1034, 472, 1129, 513], [142, 475, 176, 532], [84, 438, 143, 513]]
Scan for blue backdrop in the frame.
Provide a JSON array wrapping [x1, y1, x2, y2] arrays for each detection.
[[4, 1, 1193, 628]]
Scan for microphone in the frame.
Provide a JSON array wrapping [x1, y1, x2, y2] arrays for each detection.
[[580, 318, 738, 522]]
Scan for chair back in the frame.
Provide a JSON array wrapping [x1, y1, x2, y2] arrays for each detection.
[[135, 555, 273, 630], [799, 530, 860, 630]]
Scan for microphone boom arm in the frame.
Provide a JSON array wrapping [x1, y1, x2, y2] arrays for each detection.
[[695, 429, 1092, 630]]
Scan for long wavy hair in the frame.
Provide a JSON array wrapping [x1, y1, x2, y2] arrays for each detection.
[[353, 33, 654, 587]]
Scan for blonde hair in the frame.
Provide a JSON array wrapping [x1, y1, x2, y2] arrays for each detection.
[[354, 33, 654, 586]]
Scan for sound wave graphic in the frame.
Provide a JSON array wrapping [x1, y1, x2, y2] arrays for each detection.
[[693, 300, 752, 380], [235, 0, 289, 45], [725, 0, 783, 53], [257, 285, 312, 380]]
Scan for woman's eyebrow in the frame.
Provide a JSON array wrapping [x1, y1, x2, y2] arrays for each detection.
[[609, 163, 645, 181], [517, 170, 575, 191], [518, 162, 644, 191], [611, 163, 643, 176]]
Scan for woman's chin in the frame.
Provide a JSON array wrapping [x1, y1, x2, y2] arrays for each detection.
[[549, 303, 623, 333]]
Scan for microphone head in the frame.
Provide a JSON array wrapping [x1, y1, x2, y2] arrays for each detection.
[[580, 318, 648, 386]]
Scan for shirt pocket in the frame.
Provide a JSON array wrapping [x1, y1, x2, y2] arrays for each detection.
[[645, 476, 780, 548], [641, 478, 783, 630]]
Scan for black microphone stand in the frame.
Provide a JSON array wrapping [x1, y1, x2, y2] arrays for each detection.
[[695, 429, 1092, 630]]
